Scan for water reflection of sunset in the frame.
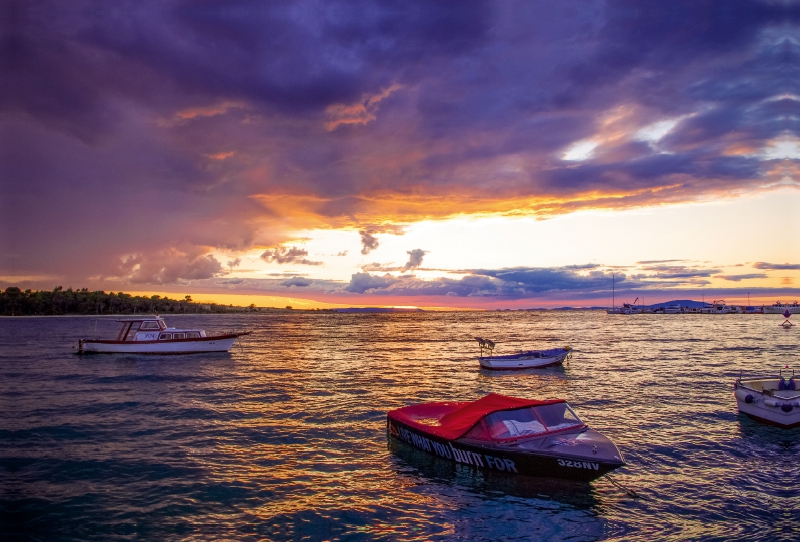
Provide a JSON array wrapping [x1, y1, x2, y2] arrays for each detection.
[[9, 311, 796, 538]]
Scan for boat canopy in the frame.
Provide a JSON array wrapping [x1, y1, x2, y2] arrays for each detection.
[[389, 393, 564, 440]]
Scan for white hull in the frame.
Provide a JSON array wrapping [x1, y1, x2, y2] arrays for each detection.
[[479, 351, 569, 370], [764, 306, 800, 314], [734, 380, 800, 428], [79, 336, 239, 354]]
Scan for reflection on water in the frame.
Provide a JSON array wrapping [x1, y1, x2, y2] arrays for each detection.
[[1, 312, 799, 541]]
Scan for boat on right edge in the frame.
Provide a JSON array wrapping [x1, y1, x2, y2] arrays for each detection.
[[734, 369, 800, 428], [764, 301, 800, 314]]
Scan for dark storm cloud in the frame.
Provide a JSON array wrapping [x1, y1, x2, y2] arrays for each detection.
[[339, 262, 740, 299], [343, 266, 619, 298], [3, 0, 797, 288], [468, 267, 615, 294]]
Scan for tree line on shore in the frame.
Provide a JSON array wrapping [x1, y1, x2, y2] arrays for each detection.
[[0, 286, 245, 316]]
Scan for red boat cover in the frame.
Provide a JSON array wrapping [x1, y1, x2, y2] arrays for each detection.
[[388, 393, 564, 440]]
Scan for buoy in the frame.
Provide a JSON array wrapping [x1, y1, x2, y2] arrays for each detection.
[[781, 404, 793, 413], [735, 389, 756, 404]]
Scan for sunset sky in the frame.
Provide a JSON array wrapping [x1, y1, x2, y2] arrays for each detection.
[[2, 0, 799, 309]]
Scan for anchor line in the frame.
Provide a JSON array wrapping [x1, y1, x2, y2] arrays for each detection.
[[604, 474, 647, 500]]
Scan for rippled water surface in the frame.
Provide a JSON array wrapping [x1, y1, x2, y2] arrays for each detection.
[[2, 312, 799, 541]]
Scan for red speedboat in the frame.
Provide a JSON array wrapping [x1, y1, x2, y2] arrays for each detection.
[[387, 393, 624, 482]]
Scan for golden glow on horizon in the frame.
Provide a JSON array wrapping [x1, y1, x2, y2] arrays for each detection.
[[224, 188, 800, 298], [250, 182, 725, 231]]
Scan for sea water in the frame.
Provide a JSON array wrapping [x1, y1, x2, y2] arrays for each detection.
[[1, 311, 798, 541]]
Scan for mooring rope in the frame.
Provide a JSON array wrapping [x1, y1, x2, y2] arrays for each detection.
[[604, 474, 648, 500]]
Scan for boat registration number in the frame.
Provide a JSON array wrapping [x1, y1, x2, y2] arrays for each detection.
[[557, 459, 600, 470]]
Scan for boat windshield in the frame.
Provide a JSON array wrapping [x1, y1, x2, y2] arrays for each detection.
[[464, 403, 584, 440]]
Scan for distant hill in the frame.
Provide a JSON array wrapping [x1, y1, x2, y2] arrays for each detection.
[[334, 307, 424, 313]]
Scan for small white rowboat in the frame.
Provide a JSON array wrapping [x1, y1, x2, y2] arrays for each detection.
[[734, 371, 800, 428], [77, 316, 249, 354], [474, 338, 571, 370], [478, 348, 571, 370]]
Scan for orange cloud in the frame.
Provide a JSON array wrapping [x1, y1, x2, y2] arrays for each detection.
[[325, 84, 403, 131], [173, 101, 244, 121], [206, 151, 236, 160], [249, 181, 712, 231]]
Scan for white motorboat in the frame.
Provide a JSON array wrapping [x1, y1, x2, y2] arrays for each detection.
[[605, 276, 639, 314], [734, 371, 800, 428], [700, 300, 742, 314], [663, 304, 682, 314], [475, 338, 571, 370], [764, 301, 800, 314], [607, 302, 640, 315], [77, 316, 249, 354]]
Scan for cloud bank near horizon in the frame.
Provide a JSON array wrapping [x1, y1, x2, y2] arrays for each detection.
[[2, 0, 798, 294], [18, 260, 787, 308]]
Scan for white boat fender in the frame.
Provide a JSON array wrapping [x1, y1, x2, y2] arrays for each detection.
[[764, 399, 779, 408], [734, 389, 755, 404]]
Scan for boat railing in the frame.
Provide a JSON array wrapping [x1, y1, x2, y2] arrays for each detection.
[[736, 368, 798, 397]]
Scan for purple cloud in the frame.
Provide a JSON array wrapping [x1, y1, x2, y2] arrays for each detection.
[[753, 262, 800, 270], [402, 249, 427, 272], [281, 277, 313, 287], [119, 249, 224, 284], [715, 274, 768, 282], [343, 272, 399, 294], [2, 0, 795, 292], [359, 230, 380, 255], [261, 247, 322, 266]]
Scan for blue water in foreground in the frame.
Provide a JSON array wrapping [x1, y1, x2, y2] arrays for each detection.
[[2, 311, 799, 541]]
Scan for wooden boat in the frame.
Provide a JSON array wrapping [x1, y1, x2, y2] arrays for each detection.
[[76, 316, 249, 354], [387, 393, 625, 482], [475, 338, 570, 370], [734, 370, 800, 428]]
